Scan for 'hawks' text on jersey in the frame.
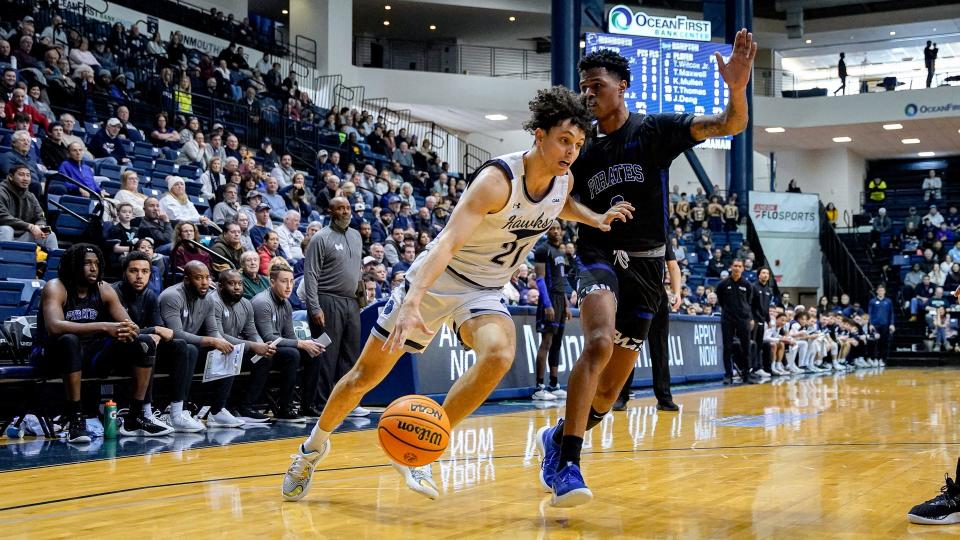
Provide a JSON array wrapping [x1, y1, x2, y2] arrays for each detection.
[[420, 151, 569, 289]]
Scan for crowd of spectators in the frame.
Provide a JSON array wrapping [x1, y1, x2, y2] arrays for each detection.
[[864, 166, 957, 352], [0, 7, 495, 438]]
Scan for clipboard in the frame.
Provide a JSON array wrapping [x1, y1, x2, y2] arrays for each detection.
[[203, 343, 245, 382]]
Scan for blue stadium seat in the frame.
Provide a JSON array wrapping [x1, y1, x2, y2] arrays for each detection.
[[84, 121, 101, 134], [0, 281, 26, 320], [48, 195, 93, 240], [183, 181, 203, 197], [154, 159, 178, 176], [133, 142, 158, 158], [179, 164, 201, 179], [0, 242, 37, 280], [131, 156, 154, 171], [100, 180, 122, 196], [44, 249, 64, 281], [190, 196, 210, 214], [97, 162, 122, 180]]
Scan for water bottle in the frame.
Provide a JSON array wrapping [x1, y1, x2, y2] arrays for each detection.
[[103, 400, 118, 439]]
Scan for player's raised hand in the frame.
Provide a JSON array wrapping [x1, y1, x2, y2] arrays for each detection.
[[595, 201, 635, 231], [715, 28, 757, 91], [382, 302, 434, 353]]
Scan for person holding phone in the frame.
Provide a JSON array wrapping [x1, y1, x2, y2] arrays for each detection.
[[0, 163, 59, 250]]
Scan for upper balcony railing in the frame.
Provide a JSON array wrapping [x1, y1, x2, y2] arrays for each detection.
[[755, 66, 959, 98], [353, 36, 551, 80]]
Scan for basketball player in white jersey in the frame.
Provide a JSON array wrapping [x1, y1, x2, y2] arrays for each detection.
[[282, 86, 634, 502]]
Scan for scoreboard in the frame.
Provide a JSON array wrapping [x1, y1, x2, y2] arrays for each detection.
[[584, 32, 734, 117]]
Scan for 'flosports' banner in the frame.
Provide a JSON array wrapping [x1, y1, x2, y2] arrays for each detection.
[[749, 191, 820, 235]]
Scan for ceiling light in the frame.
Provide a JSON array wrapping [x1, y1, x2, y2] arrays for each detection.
[[383, 20, 390, 26], [485, 114, 508, 121], [508, 16, 516, 22], [281, 9, 288, 14], [429, 25, 436, 30], [889, 31, 896, 36], [832, 136, 851, 143], [902, 138, 920, 144], [919, 152, 936, 157], [765, 127, 785, 133], [882, 123, 903, 130], [385, 4, 391, 9], [805, 39, 812, 44]]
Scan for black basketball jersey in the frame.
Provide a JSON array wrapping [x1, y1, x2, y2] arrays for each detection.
[[571, 113, 701, 252], [534, 241, 567, 295], [34, 284, 107, 354]]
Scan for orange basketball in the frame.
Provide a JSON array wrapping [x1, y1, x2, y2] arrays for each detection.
[[378, 395, 451, 467]]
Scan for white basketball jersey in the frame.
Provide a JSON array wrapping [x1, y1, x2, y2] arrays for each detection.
[[418, 151, 569, 289]]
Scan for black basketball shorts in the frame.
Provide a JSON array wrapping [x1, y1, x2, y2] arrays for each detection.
[[536, 291, 569, 334], [576, 245, 664, 350]]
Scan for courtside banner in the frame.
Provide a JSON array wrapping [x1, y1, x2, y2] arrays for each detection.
[[357, 303, 724, 402], [749, 191, 820, 235]]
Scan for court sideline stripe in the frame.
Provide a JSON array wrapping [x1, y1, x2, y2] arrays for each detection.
[[1, 439, 956, 513]]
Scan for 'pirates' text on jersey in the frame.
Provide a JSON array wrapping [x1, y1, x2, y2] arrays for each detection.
[[571, 113, 701, 252]]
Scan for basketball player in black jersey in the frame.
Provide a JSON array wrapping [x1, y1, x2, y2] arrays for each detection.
[[34, 244, 162, 443], [539, 29, 758, 507]]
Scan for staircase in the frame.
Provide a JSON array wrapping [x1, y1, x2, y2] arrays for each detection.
[[834, 231, 930, 360]]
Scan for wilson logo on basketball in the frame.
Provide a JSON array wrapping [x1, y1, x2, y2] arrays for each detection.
[[409, 403, 443, 420], [396, 420, 444, 446]]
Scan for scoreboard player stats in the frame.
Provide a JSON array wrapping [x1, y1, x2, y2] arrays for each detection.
[[584, 32, 734, 118]]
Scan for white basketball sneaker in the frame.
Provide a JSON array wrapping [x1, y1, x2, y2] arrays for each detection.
[[207, 408, 244, 428], [532, 386, 558, 401], [393, 463, 439, 500], [348, 406, 371, 417], [547, 387, 567, 399], [282, 439, 331, 502], [164, 410, 206, 433]]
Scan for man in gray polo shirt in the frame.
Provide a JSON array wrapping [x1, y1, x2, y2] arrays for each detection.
[[302, 197, 364, 416], [252, 262, 323, 422], [159, 261, 242, 429], [212, 269, 291, 423]]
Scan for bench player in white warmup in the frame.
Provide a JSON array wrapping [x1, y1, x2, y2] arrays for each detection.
[[282, 86, 634, 502]]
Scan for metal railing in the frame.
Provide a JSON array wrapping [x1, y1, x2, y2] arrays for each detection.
[[755, 66, 959, 98], [102, 0, 316, 67], [406, 121, 491, 178], [818, 202, 874, 305], [353, 36, 551, 80], [44, 2, 491, 177]]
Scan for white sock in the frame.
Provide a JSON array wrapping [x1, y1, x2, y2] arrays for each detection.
[[171, 401, 184, 418], [305, 423, 331, 453], [143, 403, 153, 417]]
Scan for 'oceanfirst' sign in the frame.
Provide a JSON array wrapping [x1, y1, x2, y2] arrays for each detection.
[[607, 5, 712, 42]]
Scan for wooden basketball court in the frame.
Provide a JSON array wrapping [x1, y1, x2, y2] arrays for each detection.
[[2, 367, 957, 538]]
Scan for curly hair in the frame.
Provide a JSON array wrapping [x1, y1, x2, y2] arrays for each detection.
[[522, 85, 592, 135], [59, 243, 105, 294], [578, 49, 631, 86]]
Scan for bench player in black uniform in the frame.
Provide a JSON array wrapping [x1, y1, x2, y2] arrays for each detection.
[[537, 29, 758, 507], [532, 220, 570, 401]]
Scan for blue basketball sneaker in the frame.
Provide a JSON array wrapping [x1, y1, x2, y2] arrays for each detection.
[[551, 462, 593, 507], [535, 423, 561, 491]]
